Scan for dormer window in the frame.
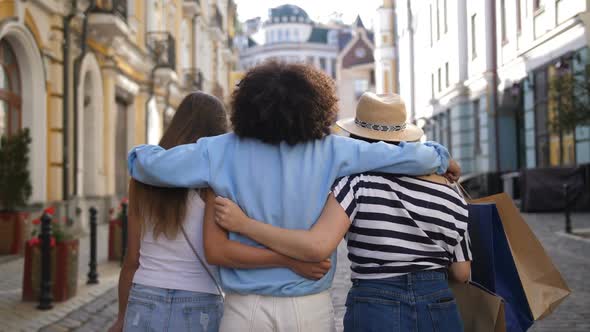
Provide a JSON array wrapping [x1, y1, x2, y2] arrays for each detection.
[[282, 16, 288, 22]]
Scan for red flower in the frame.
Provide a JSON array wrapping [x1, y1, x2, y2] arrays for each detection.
[[43, 206, 56, 216], [32, 218, 41, 225], [27, 237, 57, 247], [121, 197, 129, 205]]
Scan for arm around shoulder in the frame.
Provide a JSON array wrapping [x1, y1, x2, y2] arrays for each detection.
[[127, 138, 212, 188]]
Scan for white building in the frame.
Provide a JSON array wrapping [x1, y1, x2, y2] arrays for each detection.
[[396, 0, 590, 175], [237, 4, 340, 77], [236, 4, 376, 120]]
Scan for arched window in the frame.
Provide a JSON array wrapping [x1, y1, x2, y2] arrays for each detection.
[[0, 40, 21, 138]]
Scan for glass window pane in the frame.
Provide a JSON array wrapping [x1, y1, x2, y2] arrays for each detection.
[[0, 65, 7, 90], [0, 100, 7, 137]]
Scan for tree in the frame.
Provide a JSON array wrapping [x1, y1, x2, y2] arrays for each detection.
[[0, 129, 32, 211], [549, 65, 590, 132]]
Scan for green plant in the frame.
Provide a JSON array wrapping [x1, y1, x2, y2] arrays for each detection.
[[0, 129, 32, 211], [549, 66, 590, 132]]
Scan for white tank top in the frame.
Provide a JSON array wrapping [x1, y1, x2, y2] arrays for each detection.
[[133, 191, 220, 295]]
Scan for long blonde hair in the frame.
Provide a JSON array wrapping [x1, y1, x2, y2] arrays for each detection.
[[129, 92, 227, 239]]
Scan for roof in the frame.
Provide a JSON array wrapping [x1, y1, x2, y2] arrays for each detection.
[[352, 15, 365, 29], [307, 27, 329, 43], [268, 4, 311, 24], [338, 30, 353, 50]]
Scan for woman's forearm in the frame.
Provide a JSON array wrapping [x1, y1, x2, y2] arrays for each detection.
[[239, 218, 323, 262], [207, 237, 295, 269], [116, 264, 137, 323]]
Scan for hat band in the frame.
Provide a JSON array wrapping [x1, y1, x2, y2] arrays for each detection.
[[354, 118, 407, 132]]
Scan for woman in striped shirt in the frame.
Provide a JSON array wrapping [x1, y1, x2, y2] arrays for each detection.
[[213, 93, 471, 332]]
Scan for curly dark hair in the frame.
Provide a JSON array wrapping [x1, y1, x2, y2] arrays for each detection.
[[230, 61, 338, 145]]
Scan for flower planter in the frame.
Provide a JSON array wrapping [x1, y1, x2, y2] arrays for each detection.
[[108, 219, 122, 261], [0, 211, 28, 255], [22, 238, 79, 302]]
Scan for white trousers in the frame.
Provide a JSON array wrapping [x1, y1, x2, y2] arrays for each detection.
[[219, 291, 336, 332]]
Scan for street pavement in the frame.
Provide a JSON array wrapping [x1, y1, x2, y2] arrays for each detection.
[[1, 213, 588, 331]]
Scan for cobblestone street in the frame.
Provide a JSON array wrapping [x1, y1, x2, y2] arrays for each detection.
[[1, 213, 589, 332]]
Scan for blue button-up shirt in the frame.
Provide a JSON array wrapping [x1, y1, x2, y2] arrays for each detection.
[[128, 133, 450, 297]]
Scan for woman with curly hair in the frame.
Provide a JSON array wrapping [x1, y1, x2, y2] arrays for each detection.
[[128, 61, 459, 331]]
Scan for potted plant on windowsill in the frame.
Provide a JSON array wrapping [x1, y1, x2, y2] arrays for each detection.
[[0, 129, 32, 255], [22, 207, 79, 302]]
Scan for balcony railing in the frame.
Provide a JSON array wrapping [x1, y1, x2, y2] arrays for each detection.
[[183, 68, 203, 91], [146, 32, 176, 70], [93, 0, 128, 22]]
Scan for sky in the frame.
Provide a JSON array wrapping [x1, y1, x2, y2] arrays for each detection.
[[233, 0, 383, 28]]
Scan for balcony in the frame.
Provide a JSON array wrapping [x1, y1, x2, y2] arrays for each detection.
[[88, 0, 130, 42], [147, 31, 176, 70], [183, 68, 203, 91]]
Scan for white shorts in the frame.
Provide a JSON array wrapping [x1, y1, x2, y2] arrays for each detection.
[[219, 290, 336, 332]]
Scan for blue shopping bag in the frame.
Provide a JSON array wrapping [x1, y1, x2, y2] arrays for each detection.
[[468, 203, 534, 332]]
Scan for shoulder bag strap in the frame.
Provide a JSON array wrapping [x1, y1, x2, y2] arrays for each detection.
[[180, 225, 225, 299]]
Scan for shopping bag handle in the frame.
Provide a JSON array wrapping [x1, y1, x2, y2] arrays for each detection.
[[453, 181, 473, 201]]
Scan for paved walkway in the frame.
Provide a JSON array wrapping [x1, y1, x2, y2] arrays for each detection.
[[0, 224, 121, 332], [1, 213, 589, 331]]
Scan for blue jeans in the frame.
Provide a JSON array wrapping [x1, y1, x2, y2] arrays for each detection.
[[123, 283, 223, 332], [343, 270, 463, 332]]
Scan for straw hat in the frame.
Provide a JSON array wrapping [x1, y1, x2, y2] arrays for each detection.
[[336, 92, 423, 142]]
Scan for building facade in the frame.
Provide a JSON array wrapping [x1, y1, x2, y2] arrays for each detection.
[[236, 4, 376, 120], [0, 0, 237, 231], [395, 0, 590, 175], [374, 0, 398, 95]]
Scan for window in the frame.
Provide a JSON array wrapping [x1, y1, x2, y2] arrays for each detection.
[[473, 98, 481, 155], [354, 79, 369, 99], [436, 0, 440, 40], [429, 4, 433, 46], [0, 40, 21, 138], [278, 29, 283, 41], [306, 56, 314, 64], [285, 29, 290, 41], [516, 0, 522, 33], [294, 29, 299, 41], [437, 67, 442, 92], [501, 0, 507, 43], [443, 0, 448, 33], [534, 62, 576, 167], [471, 14, 477, 59], [431, 73, 435, 98], [319, 57, 326, 71], [445, 62, 450, 87], [330, 58, 336, 79]]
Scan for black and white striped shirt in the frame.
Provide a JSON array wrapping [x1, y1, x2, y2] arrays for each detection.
[[332, 173, 471, 280]]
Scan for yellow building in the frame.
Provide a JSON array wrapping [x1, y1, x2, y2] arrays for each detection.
[[0, 0, 237, 229]]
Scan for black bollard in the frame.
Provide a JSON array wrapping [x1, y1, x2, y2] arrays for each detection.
[[564, 184, 572, 234], [37, 212, 53, 310], [87, 207, 99, 284], [121, 202, 128, 266]]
